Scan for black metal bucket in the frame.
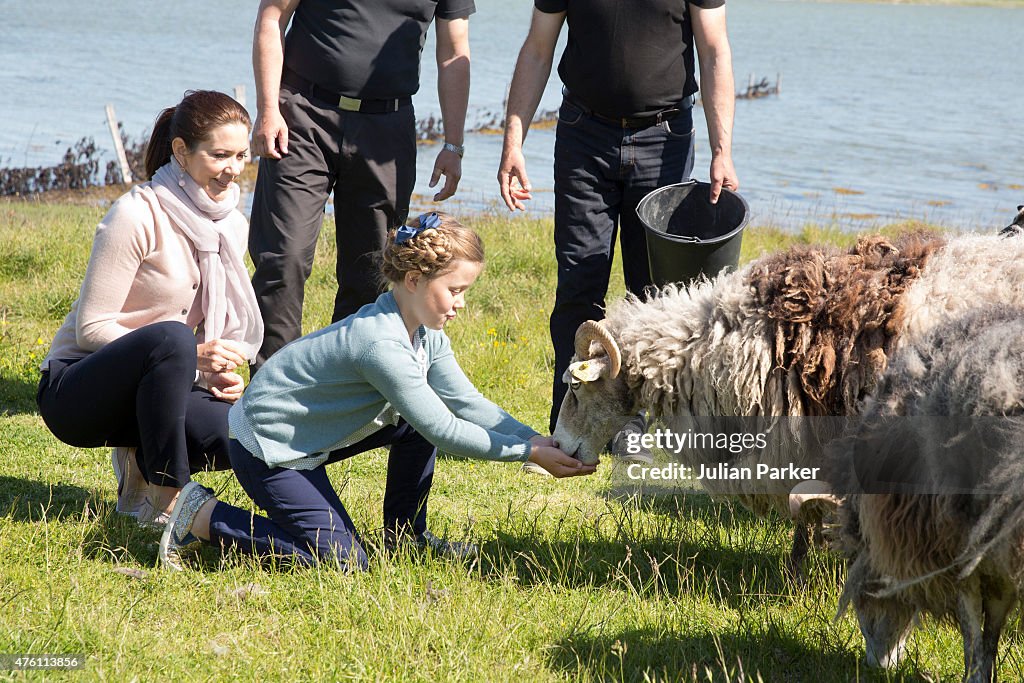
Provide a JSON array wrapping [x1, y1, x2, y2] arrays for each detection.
[[636, 180, 749, 287]]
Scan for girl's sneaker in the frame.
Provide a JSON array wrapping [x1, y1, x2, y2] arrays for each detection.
[[159, 482, 214, 571]]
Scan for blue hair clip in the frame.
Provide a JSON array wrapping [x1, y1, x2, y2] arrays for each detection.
[[394, 212, 441, 244]]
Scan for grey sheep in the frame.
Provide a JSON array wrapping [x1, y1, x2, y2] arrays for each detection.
[[827, 304, 1024, 682]]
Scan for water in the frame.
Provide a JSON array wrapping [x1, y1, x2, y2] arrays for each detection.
[[2, 0, 1021, 230]]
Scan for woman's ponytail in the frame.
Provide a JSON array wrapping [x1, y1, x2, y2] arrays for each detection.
[[143, 106, 176, 180]]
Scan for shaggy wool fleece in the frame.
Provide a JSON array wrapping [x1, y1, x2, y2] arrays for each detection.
[[591, 231, 1024, 514], [827, 304, 1024, 682]]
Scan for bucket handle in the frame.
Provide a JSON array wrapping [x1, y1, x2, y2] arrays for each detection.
[[640, 179, 709, 243]]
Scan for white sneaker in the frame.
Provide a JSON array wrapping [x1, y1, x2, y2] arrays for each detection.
[[136, 497, 171, 530], [111, 447, 146, 517]]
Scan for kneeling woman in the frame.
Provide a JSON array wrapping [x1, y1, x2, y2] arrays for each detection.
[[37, 91, 263, 526], [158, 213, 595, 570]]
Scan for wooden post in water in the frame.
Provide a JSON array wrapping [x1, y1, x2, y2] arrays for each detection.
[[105, 104, 132, 185], [233, 85, 246, 109]]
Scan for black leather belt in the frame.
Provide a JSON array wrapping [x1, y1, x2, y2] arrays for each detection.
[[562, 87, 689, 129], [282, 68, 411, 113]]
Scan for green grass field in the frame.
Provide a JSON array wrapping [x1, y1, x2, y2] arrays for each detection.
[[1, 199, 1020, 681]]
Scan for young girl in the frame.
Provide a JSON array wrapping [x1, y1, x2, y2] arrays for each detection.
[[158, 212, 595, 570]]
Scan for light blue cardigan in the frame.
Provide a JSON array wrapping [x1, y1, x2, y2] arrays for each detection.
[[228, 291, 538, 469]]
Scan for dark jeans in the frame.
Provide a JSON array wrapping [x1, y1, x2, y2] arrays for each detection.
[[248, 86, 417, 368], [209, 420, 436, 570], [549, 96, 696, 431], [36, 321, 231, 488]]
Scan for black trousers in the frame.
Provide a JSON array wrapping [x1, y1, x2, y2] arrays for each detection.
[[548, 98, 695, 431], [36, 321, 232, 488], [248, 86, 417, 367], [210, 420, 435, 570]]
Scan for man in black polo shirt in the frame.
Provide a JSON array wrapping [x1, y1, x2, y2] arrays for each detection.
[[249, 0, 472, 367], [498, 0, 738, 462]]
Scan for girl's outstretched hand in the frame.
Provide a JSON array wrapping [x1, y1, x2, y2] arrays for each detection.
[[528, 443, 597, 478]]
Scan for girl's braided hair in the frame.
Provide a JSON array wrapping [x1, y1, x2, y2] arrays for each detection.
[[380, 211, 484, 283]]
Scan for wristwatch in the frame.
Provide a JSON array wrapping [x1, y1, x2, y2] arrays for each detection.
[[442, 141, 465, 158]]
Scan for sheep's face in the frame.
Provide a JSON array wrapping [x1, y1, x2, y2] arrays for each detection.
[[856, 593, 915, 669], [552, 355, 633, 465], [845, 558, 915, 670]]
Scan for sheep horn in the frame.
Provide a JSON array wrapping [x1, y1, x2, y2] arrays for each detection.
[[574, 321, 621, 379], [788, 480, 839, 520]]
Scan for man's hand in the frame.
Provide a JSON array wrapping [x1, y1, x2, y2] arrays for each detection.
[[498, 8, 563, 212], [252, 0, 300, 159], [498, 144, 533, 211], [709, 153, 739, 204], [692, 4, 737, 205], [252, 108, 289, 159], [429, 147, 463, 201], [434, 17, 469, 202]]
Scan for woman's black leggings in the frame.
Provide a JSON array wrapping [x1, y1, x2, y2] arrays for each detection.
[[37, 321, 232, 488]]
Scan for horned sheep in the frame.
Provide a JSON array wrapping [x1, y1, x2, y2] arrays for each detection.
[[827, 304, 1024, 683], [551, 231, 1024, 564]]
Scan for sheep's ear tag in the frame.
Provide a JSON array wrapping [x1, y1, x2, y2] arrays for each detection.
[[569, 359, 603, 383]]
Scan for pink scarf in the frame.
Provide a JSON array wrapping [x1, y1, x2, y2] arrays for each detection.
[[150, 159, 263, 361]]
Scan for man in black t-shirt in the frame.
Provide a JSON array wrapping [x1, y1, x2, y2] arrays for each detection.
[[249, 0, 473, 367], [498, 0, 739, 462]]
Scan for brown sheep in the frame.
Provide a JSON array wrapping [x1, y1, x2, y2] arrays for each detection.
[[553, 232, 1024, 570]]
